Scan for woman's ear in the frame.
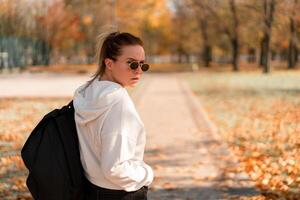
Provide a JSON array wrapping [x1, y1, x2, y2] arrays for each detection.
[[104, 58, 113, 70]]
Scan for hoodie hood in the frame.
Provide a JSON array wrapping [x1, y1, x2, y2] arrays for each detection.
[[73, 78, 126, 126]]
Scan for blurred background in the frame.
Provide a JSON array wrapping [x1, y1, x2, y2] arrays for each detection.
[[0, 0, 300, 199], [0, 0, 299, 73]]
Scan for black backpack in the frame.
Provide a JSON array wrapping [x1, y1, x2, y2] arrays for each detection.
[[21, 101, 87, 200]]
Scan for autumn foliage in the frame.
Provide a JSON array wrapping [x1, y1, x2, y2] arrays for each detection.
[[189, 69, 300, 199], [0, 98, 70, 199]]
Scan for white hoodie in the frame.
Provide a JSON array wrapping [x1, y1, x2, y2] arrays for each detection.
[[73, 78, 154, 192]]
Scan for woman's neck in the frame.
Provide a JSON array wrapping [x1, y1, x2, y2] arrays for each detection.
[[99, 73, 113, 81], [98, 73, 124, 87]]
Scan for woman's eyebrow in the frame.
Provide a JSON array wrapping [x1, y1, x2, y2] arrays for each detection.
[[127, 57, 145, 62]]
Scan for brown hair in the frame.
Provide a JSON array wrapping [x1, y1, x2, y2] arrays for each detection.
[[85, 31, 144, 88]]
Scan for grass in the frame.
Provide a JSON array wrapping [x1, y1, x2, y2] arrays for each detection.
[[186, 69, 300, 199]]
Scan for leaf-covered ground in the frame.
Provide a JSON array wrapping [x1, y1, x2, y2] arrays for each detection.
[[0, 98, 71, 199], [1, 68, 300, 199], [187, 70, 300, 200]]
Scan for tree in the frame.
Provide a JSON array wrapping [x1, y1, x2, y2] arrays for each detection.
[[212, 0, 241, 71], [117, 0, 174, 56], [261, 0, 277, 73], [36, 1, 83, 64], [287, 0, 299, 69], [170, 0, 195, 63], [63, 0, 110, 64], [189, 0, 213, 67], [229, 0, 240, 71], [190, 0, 241, 71]]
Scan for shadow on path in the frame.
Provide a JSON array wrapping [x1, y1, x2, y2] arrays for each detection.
[[148, 185, 259, 200]]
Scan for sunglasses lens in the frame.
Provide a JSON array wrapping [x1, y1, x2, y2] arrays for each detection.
[[141, 64, 149, 72], [130, 62, 139, 70], [129, 61, 150, 72]]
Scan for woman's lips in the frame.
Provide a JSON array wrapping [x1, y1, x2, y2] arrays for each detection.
[[131, 77, 139, 80]]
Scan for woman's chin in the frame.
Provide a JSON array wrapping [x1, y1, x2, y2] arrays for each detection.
[[128, 84, 136, 88], [127, 82, 138, 88], [128, 79, 139, 87]]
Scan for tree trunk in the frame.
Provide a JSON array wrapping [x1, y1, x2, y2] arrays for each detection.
[[259, 39, 264, 67], [230, 0, 239, 72], [232, 37, 238, 71], [203, 45, 212, 67], [199, 19, 212, 67], [248, 48, 256, 63], [177, 45, 184, 63], [295, 46, 298, 63], [288, 0, 298, 69], [262, 35, 270, 73], [262, 0, 276, 73]]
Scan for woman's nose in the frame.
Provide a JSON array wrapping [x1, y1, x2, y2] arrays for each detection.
[[135, 65, 143, 74]]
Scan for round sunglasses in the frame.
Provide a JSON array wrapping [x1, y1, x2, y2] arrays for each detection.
[[127, 61, 150, 72]]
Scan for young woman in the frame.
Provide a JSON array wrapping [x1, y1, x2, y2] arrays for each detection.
[[73, 32, 154, 200]]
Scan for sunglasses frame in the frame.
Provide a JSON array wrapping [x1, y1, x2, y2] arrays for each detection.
[[127, 61, 150, 72]]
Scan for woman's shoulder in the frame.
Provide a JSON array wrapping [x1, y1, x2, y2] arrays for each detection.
[[97, 80, 124, 94], [74, 79, 127, 108], [94, 80, 127, 105]]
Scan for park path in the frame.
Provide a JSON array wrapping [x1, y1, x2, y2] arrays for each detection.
[[132, 73, 260, 200], [0, 72, 87, 97], [0, 72, 260, 199]]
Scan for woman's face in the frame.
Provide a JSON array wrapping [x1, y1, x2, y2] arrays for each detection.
[[106, 45, 146, 88]]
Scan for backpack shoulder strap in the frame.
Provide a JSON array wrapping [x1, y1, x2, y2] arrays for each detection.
[[67, 100, 73, 108], [59, 100, 74, 114], [55, 100, 84, 186]]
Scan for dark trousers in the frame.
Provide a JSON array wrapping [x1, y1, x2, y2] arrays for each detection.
[[85, 180, 148, 200]]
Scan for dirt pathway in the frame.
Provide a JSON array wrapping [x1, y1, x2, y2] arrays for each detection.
[[0, 72, 88, 97], [133, 73, 259, 200]]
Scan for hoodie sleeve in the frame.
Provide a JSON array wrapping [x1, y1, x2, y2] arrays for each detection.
[[99, 92, 154, 192]]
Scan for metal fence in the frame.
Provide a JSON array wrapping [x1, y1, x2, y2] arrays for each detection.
[[0, 37, 50, 70]]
